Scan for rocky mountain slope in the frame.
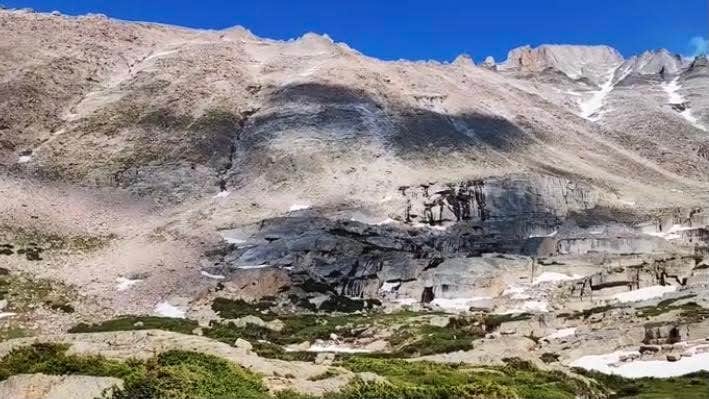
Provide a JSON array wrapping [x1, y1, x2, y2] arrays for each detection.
[[1, 8, 709, 399]]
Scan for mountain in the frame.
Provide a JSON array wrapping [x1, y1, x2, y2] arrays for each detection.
[[1, 9, 708, 398]]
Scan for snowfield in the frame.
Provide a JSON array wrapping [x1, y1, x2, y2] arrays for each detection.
[[544, 328, 577, 340], [116, 277, 141, 291], [154, 302, 186, 318], [570, 349, 709, 378], [429, 297, 492, 312], [611, 285, 677, 303]]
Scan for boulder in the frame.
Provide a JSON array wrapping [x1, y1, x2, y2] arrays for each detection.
[[639, 344, 661, 354], [0, 373, 123, 399], [234, 338, 253, 351], [314, 352, 335, 365], [229, 315, 285, 332], [666, 354, 681, 362], [429, 316, 451, 328]]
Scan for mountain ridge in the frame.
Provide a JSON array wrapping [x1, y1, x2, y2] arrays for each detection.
[[1, 9, 709, 398]]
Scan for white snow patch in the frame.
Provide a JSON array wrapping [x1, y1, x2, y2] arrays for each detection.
[[154, 302, 186, 318], [413, 222, 452, 231], [646, 224, 695, 240], [201, 271, 225, 280], [115, 277, 141, 291], [213, 190, 230, 198], [502, 285, 532, 300], [662, 77, 684, 104], [379, 281, 401, 293], [611, 285, 677, 303], [662, 77, 707, 131], [528, 230, 558, 238], [501, 300, 549, 314], [288, 204, 310, 212], [544, 327, 577, 340], [393, 298, 418, 306], [375, 218, 395, 225], [0, 312, 17, 319], [223, 237, 246, 245], [503, 285, 527, 295], [17, 155, 32, 163], [287, 341, 371, 353], [430, 297, 492, 312], [570, 350, 709, 378], [579, 67, 619, 120], [534, 272, 583, 285], [235, 264, 271, 270], [144, 49, 179, 62]]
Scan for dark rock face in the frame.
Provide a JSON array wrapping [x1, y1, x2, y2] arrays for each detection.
[[643, 323, 688, 345], [207, 173, 695, 304]]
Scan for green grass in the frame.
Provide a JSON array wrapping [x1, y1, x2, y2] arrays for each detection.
[[308, 369, 342, 381], [334, 357, 604, 399], [483, 313, 533, 332], [69, 316, 199, 335], [636, 298, 709, 324], [0, 343, 271, 399], [211, 297, 276, 319], [1, 343, 705, 399], [564, 305, 618, 320], [636, 294, 698, 318], [390, 317, 483, 357], [579, 369, 709, 399], [67, 310, 507, 362]]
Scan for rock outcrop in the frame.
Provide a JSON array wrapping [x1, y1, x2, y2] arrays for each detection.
[[0, 374, 122, 399]]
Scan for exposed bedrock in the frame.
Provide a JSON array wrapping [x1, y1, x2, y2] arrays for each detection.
[[206, 173, 708, 306]]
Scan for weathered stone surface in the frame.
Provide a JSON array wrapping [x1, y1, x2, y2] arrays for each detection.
[[0, 374, 122, 399]]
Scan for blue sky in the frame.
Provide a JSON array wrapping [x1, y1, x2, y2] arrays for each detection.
[[4, 0, 708, 62]]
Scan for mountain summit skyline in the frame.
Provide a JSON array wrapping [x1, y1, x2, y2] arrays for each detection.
[[2, 0, 707, 62], [1, 5, 709, 398]]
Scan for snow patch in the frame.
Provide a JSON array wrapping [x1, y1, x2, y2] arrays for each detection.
[[578, 67, 619, 120], [287, 341, 371, 353], [393, 298, 418, 306], [0, 312, 17, 319], [646, 224, 695, 240], [375, 218, 395, 226], [501, 300, 549, 314], [570, 350, 709, 378], [661, 77, 684, 104], [662, 77, 707, 131], [213, 190, 230, 198], [288, 204, 310, 212], [430, 297, 492, 312], [116, 277, 141, 291], [379, 281, 401, 293], [235, 264, 271, 270], [528, 230, 558, 238], [534, 272, 583, 285], [544, 327, 577, 340], [154, 302, 186, 318], [223, 237, 246, 245], [413, 222, 452, 231], [17, 155, 32, 163], [200, 271, 225, 280], [611, 285, 677, 303]]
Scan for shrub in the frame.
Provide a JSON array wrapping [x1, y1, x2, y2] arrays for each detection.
[[69, 316, 198, 335]]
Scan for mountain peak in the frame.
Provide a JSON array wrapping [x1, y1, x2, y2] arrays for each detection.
[[503, 44, 623, 84], [621, 48, 683, 77]]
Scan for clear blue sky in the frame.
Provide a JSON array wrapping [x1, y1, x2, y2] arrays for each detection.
[[4, 0, 708, 62]]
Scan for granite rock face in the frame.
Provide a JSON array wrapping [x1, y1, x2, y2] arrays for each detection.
[[503, 44, 623, 84], [0, 374, 123, 399]]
